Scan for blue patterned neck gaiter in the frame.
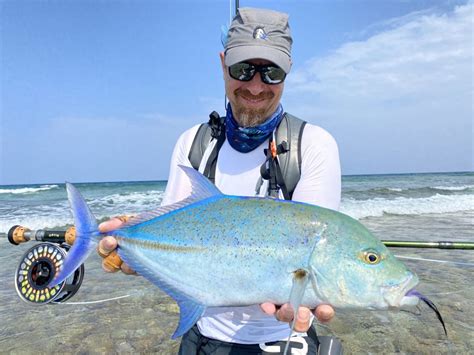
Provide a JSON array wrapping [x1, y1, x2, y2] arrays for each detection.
[[225, 104, 284, 153]]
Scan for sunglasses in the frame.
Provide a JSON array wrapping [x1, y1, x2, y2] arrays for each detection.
[[228, 62, 286, 85]]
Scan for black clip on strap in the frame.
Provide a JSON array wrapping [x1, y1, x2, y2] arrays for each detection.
[[209, 111, 223, 139], [260, 137, 291, 199], [204, 111, 226, 183]]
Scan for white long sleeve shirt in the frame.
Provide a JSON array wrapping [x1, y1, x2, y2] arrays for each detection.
[[161, 121, 341, 344]]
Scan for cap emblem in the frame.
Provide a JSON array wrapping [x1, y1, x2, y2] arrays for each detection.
[[253, 27, 268, 40]]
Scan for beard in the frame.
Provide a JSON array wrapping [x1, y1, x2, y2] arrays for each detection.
[[232, 88, 276, 127]]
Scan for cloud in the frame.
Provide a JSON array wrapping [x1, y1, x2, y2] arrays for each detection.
[[350, 7, 443, 41], [285, 2, 472, 174], [288, 3, 471, 102]]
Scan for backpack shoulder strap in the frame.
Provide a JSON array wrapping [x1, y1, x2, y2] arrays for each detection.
[[274, 113, 307, 199], [187, 111, 226, 183], [188, 123, 212, 170]]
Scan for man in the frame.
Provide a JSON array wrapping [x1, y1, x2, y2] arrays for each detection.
[[99, 7, 341, 354]]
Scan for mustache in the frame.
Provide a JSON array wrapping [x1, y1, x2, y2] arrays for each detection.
[[234, 88, 274, 101]]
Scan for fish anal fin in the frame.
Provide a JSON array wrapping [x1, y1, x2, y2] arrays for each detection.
[[117, 248, 206, 338], [173, 299, 206, 339]]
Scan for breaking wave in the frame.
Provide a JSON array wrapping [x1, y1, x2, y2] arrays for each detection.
[[341, 193, 474, 219], [89, 190, 165, 209], [0, 185, 59, 194], [0, 189, 166, 233], [432, 185, 474, 191]]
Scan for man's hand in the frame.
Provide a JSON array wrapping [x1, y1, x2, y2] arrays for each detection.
[[98, 217, 136, 275], [260, 303, 334, 332]]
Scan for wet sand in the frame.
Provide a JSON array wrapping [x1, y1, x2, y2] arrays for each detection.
[[0, 212, 472, 354]]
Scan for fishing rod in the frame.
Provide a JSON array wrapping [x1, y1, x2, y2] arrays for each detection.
[[223, 0, 240, 109], [2, 224, 473, 305], [4, 226, 473, 250], [381, 240, 474, 250]]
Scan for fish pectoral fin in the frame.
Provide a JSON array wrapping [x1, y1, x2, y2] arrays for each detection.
[[289, 269, 310, 314], [283, 268, 310, 355], [173, 298, 206, 339]]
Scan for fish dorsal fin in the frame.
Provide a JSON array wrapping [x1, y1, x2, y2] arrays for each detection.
[[120, 165, 223, 228], [178, 164, 223, 201], [120, 197, 197, 228]]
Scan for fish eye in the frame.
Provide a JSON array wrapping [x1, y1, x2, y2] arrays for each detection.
[[363, 251, 381, 265]]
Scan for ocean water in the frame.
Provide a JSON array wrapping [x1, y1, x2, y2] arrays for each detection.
[[0, 172, 472, 353]]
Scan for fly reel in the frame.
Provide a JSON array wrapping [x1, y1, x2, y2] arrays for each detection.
[[15, 242, 84, 304], [9, 225, 84, 304]]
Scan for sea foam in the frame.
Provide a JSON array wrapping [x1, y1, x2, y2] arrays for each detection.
[[0, 190, 166, 233], [90, 190, 165, 209], [341, 193, 474, 219], [432, 185, 473, 191], [0, 185, 59, 194]]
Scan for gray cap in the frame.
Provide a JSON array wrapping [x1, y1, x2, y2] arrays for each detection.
[[224, 8, 292, 73]]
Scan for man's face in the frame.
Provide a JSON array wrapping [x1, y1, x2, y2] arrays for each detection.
[[220, 52, 284, 127]]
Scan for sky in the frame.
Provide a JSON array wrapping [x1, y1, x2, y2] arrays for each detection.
[[1, 0, 472, 185]]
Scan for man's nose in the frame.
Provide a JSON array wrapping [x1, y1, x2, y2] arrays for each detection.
[[245, 72, 266, 95]]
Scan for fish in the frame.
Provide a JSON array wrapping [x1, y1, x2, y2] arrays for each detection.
[[49, 165, 445, 339]]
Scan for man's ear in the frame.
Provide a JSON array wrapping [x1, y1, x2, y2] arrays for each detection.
[[219, 52, 226, 70], [219, 52, 227, 79]]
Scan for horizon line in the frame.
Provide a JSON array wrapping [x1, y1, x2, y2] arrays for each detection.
[[1, 170, 472, 187]]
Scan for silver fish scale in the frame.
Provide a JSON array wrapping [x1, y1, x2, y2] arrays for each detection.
[[116, 196, 325, 306], [55, 177, 421, 340]]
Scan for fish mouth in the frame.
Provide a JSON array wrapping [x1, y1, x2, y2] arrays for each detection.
[[383, 276, 448, 336], [382, 274, 419, 308]]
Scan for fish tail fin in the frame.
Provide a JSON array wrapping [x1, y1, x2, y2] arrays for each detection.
[[49, 182, 99, 287]]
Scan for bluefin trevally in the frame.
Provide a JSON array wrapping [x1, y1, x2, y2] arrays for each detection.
[[50, 166, 444, 339]]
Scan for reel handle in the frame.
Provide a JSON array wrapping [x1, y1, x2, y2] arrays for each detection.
[[8, 225, 76, 245]]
